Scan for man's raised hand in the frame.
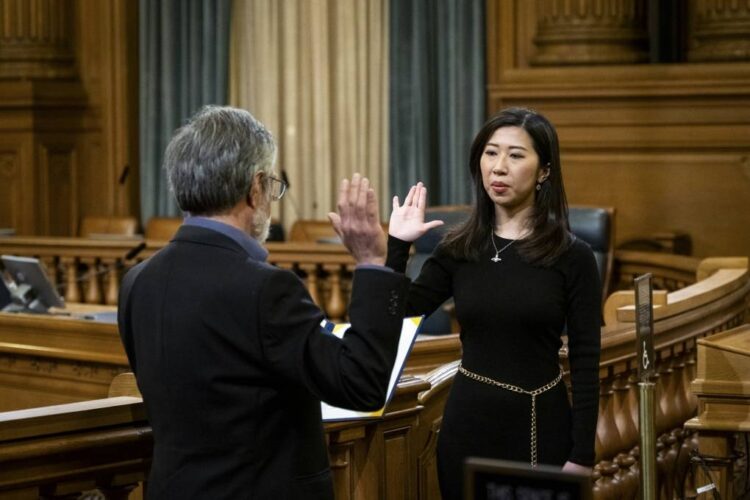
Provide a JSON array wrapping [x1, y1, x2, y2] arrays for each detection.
[[327, 173, 387, 266]]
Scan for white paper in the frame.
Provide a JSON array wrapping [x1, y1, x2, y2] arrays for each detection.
[[320, 316, 424, 421]]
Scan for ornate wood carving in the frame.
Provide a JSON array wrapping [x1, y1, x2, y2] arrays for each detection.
[[688, 0, 750, 62], [0, 0, 138, 236], [0, 152, 20, 230], [0, 0, 76, 79], [532, 0, 649, 65], [487, 0, 750, 259]]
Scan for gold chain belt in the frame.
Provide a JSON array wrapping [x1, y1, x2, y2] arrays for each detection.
[[458, 364, 563, 468]]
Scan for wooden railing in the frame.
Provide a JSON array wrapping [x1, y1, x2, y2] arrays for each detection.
[[413, 253, 749, 500], [0, 372, 433, 499], [0, 237, 356, 321], [1, 247, 748, 499], [613, 249, 700, 292]]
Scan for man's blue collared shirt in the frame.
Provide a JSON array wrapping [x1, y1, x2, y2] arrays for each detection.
[[184, 216, 269, 262]]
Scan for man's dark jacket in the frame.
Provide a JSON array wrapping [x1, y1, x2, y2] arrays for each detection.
[[118, 225, 409, 499]]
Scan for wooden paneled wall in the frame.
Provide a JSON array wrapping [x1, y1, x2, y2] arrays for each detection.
[[0, 0, 139, 237], [486, 0, 750, 259]]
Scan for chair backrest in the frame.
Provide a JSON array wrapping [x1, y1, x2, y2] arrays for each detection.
[[288, 219, 389, 244], [145, 217, 183, 241], [79, 215, 138, 238], [0, 278, 11, 310], [405, 204, 614, 331], [568, 205, 615, 304], [289, 219, 337, 243]]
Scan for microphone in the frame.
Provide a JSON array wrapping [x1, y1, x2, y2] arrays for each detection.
[[280, 169, 302, 221], [56, 241, 147, 291], [118, 165, 130, 185], [124, 242, 147, 260]]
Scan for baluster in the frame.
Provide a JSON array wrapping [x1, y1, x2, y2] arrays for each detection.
[[626, 369, 640, 453], [612, 367, 638, 453], [670, 345, 690, 427], [653, 351, 669, 436], [593, 460, 619, 500], [60, 256, 80, 304], [654, 350, 672, 499], [683, 340, 699, 415], [81, 257, 102, 304], [657, 349, 680, 431], [596, 372, 622, 460], [614, 452, 638, 499], [323, 264, 345, 322], [40, 256, 58, 287], [101, 257, 120, 305], [624, 368, 644, 499], [344, 264, 355, 316], [299, 263, 321, 310]]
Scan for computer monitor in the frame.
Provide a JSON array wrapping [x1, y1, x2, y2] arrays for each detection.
[[464, 458, 593, 500], [1, 255, 65, 313]]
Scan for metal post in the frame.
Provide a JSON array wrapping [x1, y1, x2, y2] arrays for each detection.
[[639, 381, 657, 500], [634, 274, 657, 500]]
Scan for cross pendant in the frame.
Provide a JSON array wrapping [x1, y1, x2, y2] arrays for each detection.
[[491, 254, 502, 263]]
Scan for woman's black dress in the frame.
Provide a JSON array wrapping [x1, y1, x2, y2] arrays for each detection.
[[387, 235, 601, 500]]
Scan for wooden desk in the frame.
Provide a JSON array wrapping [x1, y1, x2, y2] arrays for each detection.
[[685, 324, 750, 499], [0, 305, 128, 412], [0, 305, 459, 413]]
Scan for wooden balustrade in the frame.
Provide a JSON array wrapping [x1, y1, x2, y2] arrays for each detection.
[[0, 373, 431, 499], [589, 256, 748, 499], [613, 249, 700, 292], [412, 254, 748, 500], [1, 243, 748, 499], [0, 237, 355, 321]]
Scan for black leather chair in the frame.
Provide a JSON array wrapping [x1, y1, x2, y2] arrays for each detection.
[[0, 277, 11, 310], [568, 205, 615, 304], [405, 205, 615, 333]]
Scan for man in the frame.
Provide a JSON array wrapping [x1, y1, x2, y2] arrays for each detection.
[[118, 106, 409, 499]]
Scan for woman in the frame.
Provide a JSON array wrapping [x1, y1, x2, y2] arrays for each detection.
[[387, 107, 601, 499]]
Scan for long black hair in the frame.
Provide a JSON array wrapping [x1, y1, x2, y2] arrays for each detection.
[[441, 107, 571, 267]]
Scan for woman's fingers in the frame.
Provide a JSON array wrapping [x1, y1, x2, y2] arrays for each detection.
[[403, 184, 417, 206], [417, 184, 428, 210], [424, 220, 444, 230]]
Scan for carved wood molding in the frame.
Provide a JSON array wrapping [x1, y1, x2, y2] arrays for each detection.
[[688, 0, 750, 62], [532, 0, 649, 66], [0, 0, 76, 79]]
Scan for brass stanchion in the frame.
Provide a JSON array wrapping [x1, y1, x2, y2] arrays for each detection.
[[638, 381, 656, 500], [634, 274, 657, 500]]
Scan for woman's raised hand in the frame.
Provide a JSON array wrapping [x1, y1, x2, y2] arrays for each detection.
[[388, 182, 444, 243]]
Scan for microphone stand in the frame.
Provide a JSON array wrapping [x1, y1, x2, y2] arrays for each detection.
[[56, 242, 147, 306]]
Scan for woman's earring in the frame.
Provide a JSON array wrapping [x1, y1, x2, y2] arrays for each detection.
[[536, 183, 542, 191]]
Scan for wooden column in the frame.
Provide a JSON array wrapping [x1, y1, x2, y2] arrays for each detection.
[[531, 0, 649, 65], [0, 0, 139, 236], [0, 0, 85, 236], [687, 0, 750, 62]]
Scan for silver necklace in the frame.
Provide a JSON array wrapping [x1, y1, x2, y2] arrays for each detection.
[[490, 231, 516, 263]]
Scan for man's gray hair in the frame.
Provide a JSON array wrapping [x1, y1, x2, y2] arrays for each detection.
[[164, 105, 277, 215]]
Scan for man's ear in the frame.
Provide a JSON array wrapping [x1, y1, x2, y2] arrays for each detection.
[[247, 172, 265, 209]]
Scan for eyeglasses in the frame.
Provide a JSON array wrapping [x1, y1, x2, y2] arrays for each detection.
[[266, 175, 287, 201]]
